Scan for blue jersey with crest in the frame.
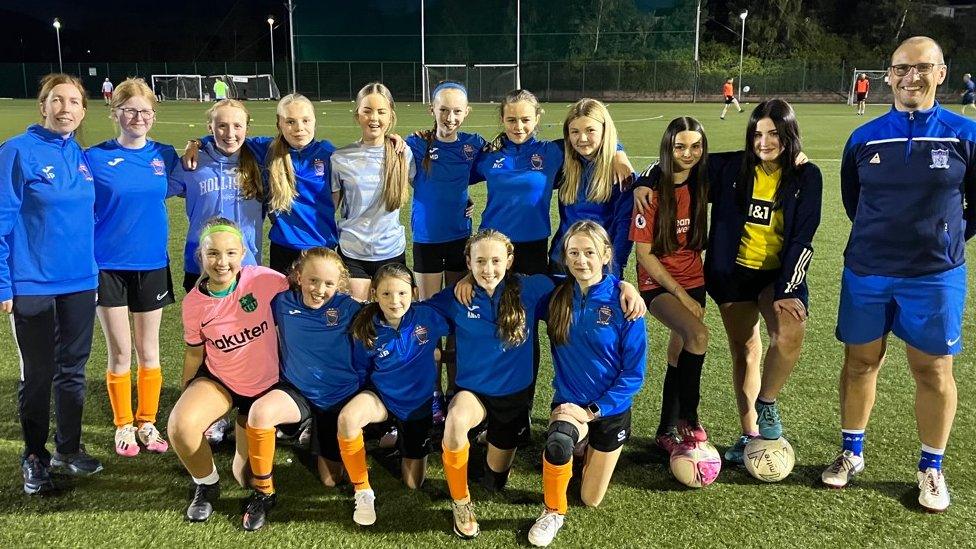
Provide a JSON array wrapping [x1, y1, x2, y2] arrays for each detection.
[[408, 132, 485, 243]]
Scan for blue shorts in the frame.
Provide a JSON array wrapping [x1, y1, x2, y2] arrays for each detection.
[[835, 265, 966, 356]]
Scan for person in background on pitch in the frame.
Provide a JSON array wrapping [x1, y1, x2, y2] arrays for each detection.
[[720, 77, 743, 120], [962, 73, 975, 115], [527, 221, 646, 548], [855, 73, 870, 116], [88, 77, 176, 458], [102, 78, 114, 105], [0, 73, 103, 494], [630, 117, 711, 456], [824, 36, 976, 513], [213, 77, 228, 101]]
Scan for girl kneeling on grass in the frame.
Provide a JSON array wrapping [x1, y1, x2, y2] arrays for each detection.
[[427, 230, 645, 540], [239, 247, 365, 531], [528, 221, 647, 548], [169, 218, 288, 523], [630, 117, 711, 454], [337, 263, 450, 526]]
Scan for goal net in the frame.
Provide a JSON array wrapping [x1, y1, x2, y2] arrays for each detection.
[[423, 64, 519, 103], [151, 74, 204, 101], [848, 69, 891, 105], [203, 74, 281, 101]]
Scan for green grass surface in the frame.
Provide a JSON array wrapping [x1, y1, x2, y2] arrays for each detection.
[[0, 98, 974, 547]]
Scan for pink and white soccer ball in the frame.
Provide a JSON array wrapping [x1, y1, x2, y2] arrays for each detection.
[[670, 441, 722, 488]]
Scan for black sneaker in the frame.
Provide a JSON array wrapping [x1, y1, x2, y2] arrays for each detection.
[[186, 482, 220, 522], [22, 454, 54, 495], [242, 491, 277, 531], [51, 444, 103, 476]]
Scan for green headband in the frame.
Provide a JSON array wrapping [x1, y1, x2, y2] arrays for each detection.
[[200, 224, 243, 240]]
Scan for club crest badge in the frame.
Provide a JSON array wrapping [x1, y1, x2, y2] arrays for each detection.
[[930, 148, 950, 169], [314, 159, 325, 176], [151, 158, 166, 176], [239, 293, 258, 313], [530, 153, 543, 170], [78, 163, 93, 181], [462, 143, 476, 160], [597, 305, 613, 325], [326, 307, 339, 326], [413, 325, 429, 345], [634, 214, 646, 229]]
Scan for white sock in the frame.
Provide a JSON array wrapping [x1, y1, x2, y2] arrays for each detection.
[[192, 465, 219, 485]]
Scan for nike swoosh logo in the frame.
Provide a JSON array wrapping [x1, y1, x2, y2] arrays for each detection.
[[947, 336, 961, 346], [108, 158, 124, 166], [156, 291, 169, 301], [201, 318, 217, 327]]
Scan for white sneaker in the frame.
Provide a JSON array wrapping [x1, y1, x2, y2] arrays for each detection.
[[378, 427, 398, 450], [114, 425, 140, 457], [137, 422, 169, 453], [353, 489, 377, 526], [451, 499, 480, 539], [821, 450, 864, 488], [204, 418, 230, 444], [527, 508, 565, 547], [917, 468, 950, 512]]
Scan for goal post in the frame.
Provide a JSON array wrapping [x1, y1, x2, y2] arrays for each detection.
[[848, 69, 891, 105], [204, 74, 281, 101], [423, 63, 519, 104], [150, 74, 204, 101]]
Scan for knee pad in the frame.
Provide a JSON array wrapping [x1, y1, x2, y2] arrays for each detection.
[[544, 421, 579, 466]]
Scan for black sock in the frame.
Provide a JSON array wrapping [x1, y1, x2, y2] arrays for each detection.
[[677, 350, 705, 423], [657, 363, 681, 436], [482, 466, 511, 491]]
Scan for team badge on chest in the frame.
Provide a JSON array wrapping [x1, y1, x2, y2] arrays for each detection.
[[463, 143, 476, 160], [314, 159, 325, 176], [151, 158, 166, 176], [596, 305, 613, 325], [78, 163, 93, 181], [239, 293, 258, 313], [530, 153, 543, 170], [413, 325, 429, 345], [326, 307, 340, 326], [929, 148, 950, 169]]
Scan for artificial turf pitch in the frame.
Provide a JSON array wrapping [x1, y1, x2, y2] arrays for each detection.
[[0, 98, 973, 547]]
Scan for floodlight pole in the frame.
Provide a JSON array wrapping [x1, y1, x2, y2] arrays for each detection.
[[421, 0, 427, 103], [268, 17, 276, 86], [53, 18, 63, 73], [738, 10, 748, 101], [516, 0, 522, 89], [692, 0, 701, 103], [286, 0, 296, 93]]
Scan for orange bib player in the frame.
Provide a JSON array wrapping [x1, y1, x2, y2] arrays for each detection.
[[855, 73, 870, 115], [720, 78, 743, 119]]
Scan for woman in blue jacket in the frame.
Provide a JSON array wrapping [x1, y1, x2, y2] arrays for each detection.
[[0, 74, 103, 494]]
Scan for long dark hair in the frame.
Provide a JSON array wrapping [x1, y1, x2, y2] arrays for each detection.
[[652, 116, 709, 255], [350, 263, 416, 349], [737, 99, 802, 212]]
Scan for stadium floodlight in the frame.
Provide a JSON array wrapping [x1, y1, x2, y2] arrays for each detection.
[[268, 16, 276, 85], [286, 0, 296, 93], [53, 18, 62, 73], [738, 10, 748, 101]]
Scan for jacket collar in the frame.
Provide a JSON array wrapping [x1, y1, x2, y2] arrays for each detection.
[[887, 101, 940, 124], [572, 273, 616, 302], [28, 124, 76, 146]]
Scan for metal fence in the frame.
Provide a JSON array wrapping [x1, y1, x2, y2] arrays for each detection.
[[3, 59, 974, 103]]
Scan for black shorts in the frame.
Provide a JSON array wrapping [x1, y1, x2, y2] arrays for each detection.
[[856, 92, 867, 102], [511, 239, 549, 276], [413, 237, 468, 274], [963, 92, 975, 106], [271, 381, 314, 437], [641, 285, 706, 308], [270, 242, 304, 276], [307, 393, 357, 462], [724, 96, 734, 105], [706, 265, 779, 306], [97, 267, 175, 312], [338, 249, 407, 280], [391, 402, 434, 460], [463, 384, 534, 451], [190, 364, 274, 417], [183, 271, 201, 294], [586, 408, 632, 453]]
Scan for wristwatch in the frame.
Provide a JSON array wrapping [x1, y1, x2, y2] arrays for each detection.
[[586, 402, 602, 419]]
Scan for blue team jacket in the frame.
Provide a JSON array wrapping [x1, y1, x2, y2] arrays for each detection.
[[353, 303, 451, 421], [547, 274, 647, 417], [408, 132, 485, 244], [426, 274, 556, 397], [841, 103, 976, 277], [273, 289, 364, 410], [0, 125, 97, 300]]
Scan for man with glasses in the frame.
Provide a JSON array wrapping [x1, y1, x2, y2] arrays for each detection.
[[824, 36, 976, 512]]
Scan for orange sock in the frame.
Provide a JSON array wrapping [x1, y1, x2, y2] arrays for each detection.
[[135, 366, 163, 425], [338, 433, 370, 491], [106, 371, 133, 427], [542, 456, 573, 515], [441, 443, 470, 501], [246, 426, 277, 494]]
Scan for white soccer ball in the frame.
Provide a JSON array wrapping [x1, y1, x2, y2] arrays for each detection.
[[744, 437, 795, 482], [743, 85, 751, 93], [670, 441, 722, 487]]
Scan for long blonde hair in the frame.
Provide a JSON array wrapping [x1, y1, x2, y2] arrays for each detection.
[[464, 230, 526, 348], [560, 99, 618, 205], [206, 99, 263, 202], [547, 221, 613, 346], [354, 82, 410, 211], [266, 94, 314, 213]]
